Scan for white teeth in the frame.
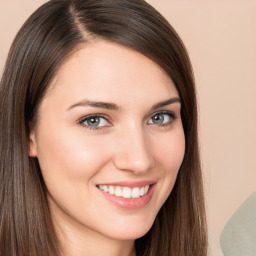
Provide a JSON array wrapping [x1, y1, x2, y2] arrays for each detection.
[[115, 186, 122, 197], [103, 185, 108, 192], [109, 186, 115, 195], [98, 184, 151, 198], [123, 187, 132, 198], [139, 187, 145, 196], [132, 187, 140, 198]]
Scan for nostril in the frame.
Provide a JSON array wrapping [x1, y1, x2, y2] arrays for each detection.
[[113, 156, 155, 174]]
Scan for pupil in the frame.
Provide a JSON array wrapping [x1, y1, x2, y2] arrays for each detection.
[[88, 117, 100, 126], [153, 114, 163, 123]]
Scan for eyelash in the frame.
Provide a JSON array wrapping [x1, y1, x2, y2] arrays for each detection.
[[148, 111, 177, 127], [78, 111, 177, 131], [79, 114, 111, 130]]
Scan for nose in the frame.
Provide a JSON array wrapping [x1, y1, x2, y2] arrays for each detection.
[[113, 127, 155, 175]]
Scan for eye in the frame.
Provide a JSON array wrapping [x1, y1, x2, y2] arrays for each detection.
[[148, 112, 176, 125], [79, 114, 110, 129]]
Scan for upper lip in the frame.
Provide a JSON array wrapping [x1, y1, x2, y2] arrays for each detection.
[[96, 180, 156, 188]]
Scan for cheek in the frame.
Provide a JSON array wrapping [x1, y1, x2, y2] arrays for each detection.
[[35, 125, 112, 187], [152, 129, 185, 201], [154, 130, 185, 173]]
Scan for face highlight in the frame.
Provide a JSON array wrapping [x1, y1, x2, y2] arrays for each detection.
[[29, 40, 185, 245]]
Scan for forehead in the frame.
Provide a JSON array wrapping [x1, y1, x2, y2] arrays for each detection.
[[47, 40, 178, 106]]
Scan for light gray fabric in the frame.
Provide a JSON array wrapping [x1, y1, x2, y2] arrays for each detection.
[[220, 191, 256, 256]]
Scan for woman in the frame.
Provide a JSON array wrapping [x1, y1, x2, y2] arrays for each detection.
[[0, 0, 207, 255]]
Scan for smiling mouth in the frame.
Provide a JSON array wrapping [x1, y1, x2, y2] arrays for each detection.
[[97, 184, 151, 199]]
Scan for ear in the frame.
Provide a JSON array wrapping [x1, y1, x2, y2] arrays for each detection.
[[29, 129, 37, 157]]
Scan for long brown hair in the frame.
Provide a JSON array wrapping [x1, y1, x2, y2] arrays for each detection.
[[0, 0, 207, 255]]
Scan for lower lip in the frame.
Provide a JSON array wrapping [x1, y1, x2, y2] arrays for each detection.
[[98, 184, 156, 209]]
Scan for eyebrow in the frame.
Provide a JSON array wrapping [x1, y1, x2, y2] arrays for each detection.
[[151, 97, 181, 110], [67, 100, 120, 111], [66, 97, 180, 111]]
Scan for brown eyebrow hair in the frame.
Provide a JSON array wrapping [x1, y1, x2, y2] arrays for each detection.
[[66, 100, 120, 111], [151, 97, 181, 110], [66, 97, 181, 112]]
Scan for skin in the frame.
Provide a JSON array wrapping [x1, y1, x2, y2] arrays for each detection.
[[29, 40, 185, 256]]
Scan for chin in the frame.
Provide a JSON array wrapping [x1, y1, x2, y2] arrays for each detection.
[[104, 219, 154, 241]]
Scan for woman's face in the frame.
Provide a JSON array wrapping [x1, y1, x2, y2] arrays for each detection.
[[29, 40, 185, 241]]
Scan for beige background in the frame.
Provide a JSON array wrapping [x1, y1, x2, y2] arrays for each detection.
[[1, 1, 256, 255]]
